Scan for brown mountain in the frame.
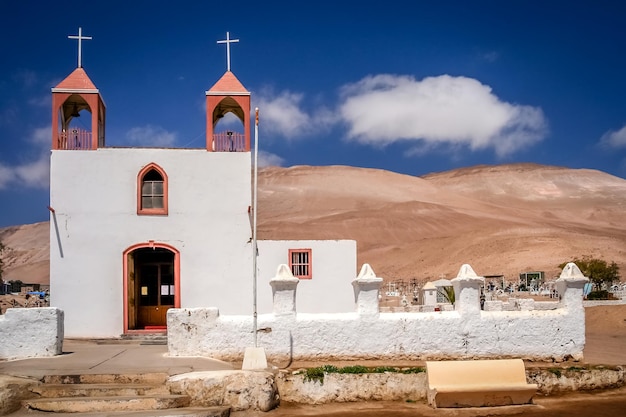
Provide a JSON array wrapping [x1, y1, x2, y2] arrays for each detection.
[[2, 163, 625, 285]]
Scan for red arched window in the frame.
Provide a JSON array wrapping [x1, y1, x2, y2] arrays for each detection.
[[137, 163, 168, 215]]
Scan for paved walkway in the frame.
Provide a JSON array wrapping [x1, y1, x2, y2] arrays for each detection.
[[0, 339, 235, 380]]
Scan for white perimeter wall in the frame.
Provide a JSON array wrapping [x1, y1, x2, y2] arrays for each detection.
[[50, 148, 253, 337], [168, 264, 589, 362], [256, 240, 357, 314]]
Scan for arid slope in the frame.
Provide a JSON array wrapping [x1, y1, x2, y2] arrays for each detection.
[[257, 163, 626, 282], [2, 163, 625, 285]]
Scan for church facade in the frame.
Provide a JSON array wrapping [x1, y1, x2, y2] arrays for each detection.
[[49, 33, 357, 338]]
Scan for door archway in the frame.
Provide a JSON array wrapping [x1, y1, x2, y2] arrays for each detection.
[[123, 242, 180, 333]]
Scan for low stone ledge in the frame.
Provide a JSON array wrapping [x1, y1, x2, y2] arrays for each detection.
[[167, 370, 279, 412], [527, 366, 626, 395], [275, 366, 625, 404], [276, 371, 428, 404]]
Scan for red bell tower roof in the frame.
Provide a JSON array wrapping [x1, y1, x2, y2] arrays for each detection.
[[53, 67, 99, 91], [207, 71, 249, 95]]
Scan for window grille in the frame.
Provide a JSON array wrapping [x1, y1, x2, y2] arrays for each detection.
[[289, 249, 312, 279]]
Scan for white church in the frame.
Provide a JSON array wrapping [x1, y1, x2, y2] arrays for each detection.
[[49, 31, 357, 338]]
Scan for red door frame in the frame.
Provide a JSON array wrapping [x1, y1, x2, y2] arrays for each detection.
[[123, 242, 180, 334]]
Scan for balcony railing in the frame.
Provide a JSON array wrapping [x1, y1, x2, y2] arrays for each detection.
[[57, 129, 92, 150], [213, 131, 246, 152]]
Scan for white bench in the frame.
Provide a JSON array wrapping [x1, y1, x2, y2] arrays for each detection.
[[426, 359, 537, 408]]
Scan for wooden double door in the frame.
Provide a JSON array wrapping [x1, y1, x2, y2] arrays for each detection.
[[128, 247, 175, 329]]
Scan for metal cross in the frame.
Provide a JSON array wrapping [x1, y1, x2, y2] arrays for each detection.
[[68, 27, 92, 68], [217, 31, 239, 72]]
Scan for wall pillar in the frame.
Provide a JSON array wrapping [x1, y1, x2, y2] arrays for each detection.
[[451, 264, 484, 316], [556, 262, 589, 311], [352, 263, 383, 316], [269, 264, 299, 316]]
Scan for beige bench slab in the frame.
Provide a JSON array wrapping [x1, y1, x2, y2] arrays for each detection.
[[426, 359, 537, 408]]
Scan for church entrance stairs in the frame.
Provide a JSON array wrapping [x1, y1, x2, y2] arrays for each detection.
[[119, 333, 168, 346], [18, 373, 229, 416]]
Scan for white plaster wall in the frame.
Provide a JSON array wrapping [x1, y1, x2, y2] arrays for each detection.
[[168, 306, 585, 362], [0, 308, 64, 360], [168, 272, 587, 362], [256, 240, 357, 314], [50, 148, 253, 337]]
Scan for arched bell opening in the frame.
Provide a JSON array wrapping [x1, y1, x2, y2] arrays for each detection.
[[51, 82, 106, 151], [212, 97, 246, 151], [56, 94, 93, 150]]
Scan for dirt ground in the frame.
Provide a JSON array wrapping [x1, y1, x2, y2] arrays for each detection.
[[582, 304, 626, 366], [234, 387, 626, 417]]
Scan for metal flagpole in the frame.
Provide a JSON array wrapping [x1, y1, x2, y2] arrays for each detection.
[[253, 107, 259, 348]]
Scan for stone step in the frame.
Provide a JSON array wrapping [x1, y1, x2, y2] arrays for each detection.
[[43, 373, 169, 385], [32, 382, 169, 398], [23, 394, 190, 413], [15, 406, 231, 417]]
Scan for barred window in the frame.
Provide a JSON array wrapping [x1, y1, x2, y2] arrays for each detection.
[[289, 249, 312, 279]]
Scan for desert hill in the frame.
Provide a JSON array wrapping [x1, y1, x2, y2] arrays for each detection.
[[2, 163, 625, 286], [0, 222, 49, 286]]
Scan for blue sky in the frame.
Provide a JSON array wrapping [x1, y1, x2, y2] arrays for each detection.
[[1, 1, 626, 227]]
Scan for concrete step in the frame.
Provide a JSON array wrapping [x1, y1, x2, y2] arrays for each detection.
[[9, 406, 231, 416], [43, 373, 169, 385], [120, 334, 168, 346], [32, 383, 169, 398], [23, 394, 191, 413]]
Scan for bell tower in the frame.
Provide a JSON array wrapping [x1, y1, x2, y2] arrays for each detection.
[[51, 27, 106, 150], [205, 32, 250, 152]]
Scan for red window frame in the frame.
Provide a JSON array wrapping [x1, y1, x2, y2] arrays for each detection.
[[289, 249, 312, 279], [137, 163, 168, 216]]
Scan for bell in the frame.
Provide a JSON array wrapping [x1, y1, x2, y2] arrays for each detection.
[[70, 103, 80, 118]]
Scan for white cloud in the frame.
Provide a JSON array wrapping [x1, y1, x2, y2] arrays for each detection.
[[256, 150, 285, 167], [215, 112, 242, 129], [253, 89, 338, 140], [29, 126, 51, 146], [255, 91, 312, 138], [126, 125, 177, 147], [0, 163, 17, 189], [14, 153, 49, 188], [600, 125, 626, 148], [339, 74, 547, 157], [0, 126, 50, 190]]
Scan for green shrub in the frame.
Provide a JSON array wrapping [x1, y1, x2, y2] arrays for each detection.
[[303, 367, 326, 384], [300, 364, 426, 384], [338, 365, 370, 374], [401, 367, 426, 374], [586, 290, 609, 300], [373, 366, 399, 373]]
